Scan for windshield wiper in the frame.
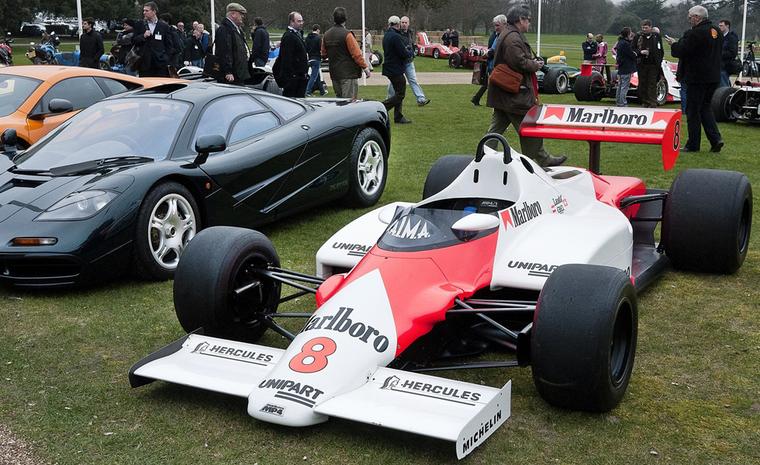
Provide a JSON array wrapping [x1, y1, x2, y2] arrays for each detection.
[[8, 166, 53, 175], [49, 156, 155, 176]]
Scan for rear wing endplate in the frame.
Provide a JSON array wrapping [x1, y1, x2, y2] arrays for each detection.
[[520, 104, 682, 173]]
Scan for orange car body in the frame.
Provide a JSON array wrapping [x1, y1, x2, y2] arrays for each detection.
[[0, 66, 179, 147]]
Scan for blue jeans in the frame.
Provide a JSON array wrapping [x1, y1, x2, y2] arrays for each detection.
[[388, 62, 426, 102], [680, 83, 687, 113], [306, 59, 322, 95], [616, 74, 631, 106], [719, 69, 730, 88]]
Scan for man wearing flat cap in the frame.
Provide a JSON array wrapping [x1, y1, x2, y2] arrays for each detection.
[[382, 15, 414, 124], [213, 2, 251, 84]]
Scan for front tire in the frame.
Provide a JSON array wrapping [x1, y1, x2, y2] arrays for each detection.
[[711, 87, 738, 122], [345, 127, 388, 207], [532, 264, 638, 412], [662, 169, 752, 274], [422, 155, 472, 199], [133, 182, 200, 280], [174, 226, 281, 342], [543, 68, 568, 94]]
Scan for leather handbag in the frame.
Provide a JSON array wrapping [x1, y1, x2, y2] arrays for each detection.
[[489, 63, 523, 93]]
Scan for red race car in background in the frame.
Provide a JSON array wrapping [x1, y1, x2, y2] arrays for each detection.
[[448, 44, 489, 68], [416, 31, 459, 59]]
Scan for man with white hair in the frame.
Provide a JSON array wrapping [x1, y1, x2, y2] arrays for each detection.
[[471, 14, 507, 106], [382, 15, 414, 124], [666, 5, 724, 152]]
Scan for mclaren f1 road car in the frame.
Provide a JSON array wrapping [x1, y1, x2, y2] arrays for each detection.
[[130, 115, 751, 458]]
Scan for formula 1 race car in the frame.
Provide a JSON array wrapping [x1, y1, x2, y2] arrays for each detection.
[[711, 80, 760, 123], [575, 61, 680, 105], [130, 105, 752, 459], [448, 44, 489, 69]]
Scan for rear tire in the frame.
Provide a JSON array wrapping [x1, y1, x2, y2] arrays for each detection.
[[346, 127, 388, 207], [711, 87, 738, 122], [422, 155, 472, 199], [532, 264, 638, 412], [448, 52, 462, 68], [662, 169, 752, 274], [174, 226, 281, 343], [574, 71, 605, 101]]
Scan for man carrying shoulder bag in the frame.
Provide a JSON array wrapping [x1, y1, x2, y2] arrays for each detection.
[[486, 5, 566, 167]]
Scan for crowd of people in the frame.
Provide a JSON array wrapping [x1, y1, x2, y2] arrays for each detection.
[[78, 1, 741, 160]]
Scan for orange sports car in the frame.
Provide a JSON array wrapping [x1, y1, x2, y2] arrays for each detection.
[[0, 66, 179, 148]]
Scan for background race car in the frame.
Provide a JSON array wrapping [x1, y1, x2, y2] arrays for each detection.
[[711, 80, 760, 123], [416, 31, 458, 59], [448, 44, 489, 69], [574, 61, 680, 105]]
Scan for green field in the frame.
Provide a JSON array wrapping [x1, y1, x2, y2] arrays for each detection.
[[1, 45, 759, 465]]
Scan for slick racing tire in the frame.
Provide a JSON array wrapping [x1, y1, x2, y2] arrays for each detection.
[[133, 182, 200, 280], [448, 52, 462, 68], [422, 155, 472, 199], [711, 87, 738, 122], [532, 264, 638, 412], [543, 68, 569, 94], [574, 71, 605, 101], [346, 127, 388, 207], [174, 226, 281, 343], [662, 169, 752, 274]]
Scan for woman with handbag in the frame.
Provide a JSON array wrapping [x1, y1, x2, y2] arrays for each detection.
[[485, 5, 566, 167]]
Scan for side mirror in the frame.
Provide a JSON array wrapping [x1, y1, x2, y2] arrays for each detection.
[[1, 129, 18, 156], [48, 98, 73, 114], [193, 134, 226, 165], [451, 213, 500, 232]]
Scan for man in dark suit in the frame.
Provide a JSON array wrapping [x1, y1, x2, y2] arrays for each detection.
[[382, 15, 414, 124], [718, 19, 739, 87], [667, 5, 724, 153], [78, 17, 103, 69], [250, 17, 270, 67], [133, 2, 174, 77], [276, 12, 309, 98], [214, 3, 251, 84]]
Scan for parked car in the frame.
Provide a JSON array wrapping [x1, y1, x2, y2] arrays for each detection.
[[0, 66, 179, 148], [0, 82, 390, 287], [448, 44, 489, 69], [711, 80, 760, 123], [416, 31, 458, 59], [574, 61, 680, 105]]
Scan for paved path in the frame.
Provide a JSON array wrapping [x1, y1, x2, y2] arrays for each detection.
[[322, 71, 472, 86]]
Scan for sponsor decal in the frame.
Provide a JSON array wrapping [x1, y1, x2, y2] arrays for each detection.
[[332, 241, 371, 257], [480, 200, 499, 208], [378, 375, 482, 405], [549, 195, 568, 214], [387, 216, 431, 240], [461, 410, 503, 455], [258, 378, 325, 408], [507, 261, 558, 278], [302, 307, 390, 353], [501, 201, 542, 230], [541, 106, 674, 128], [259, 403, 285, 416], [190, 341, 275, 366]]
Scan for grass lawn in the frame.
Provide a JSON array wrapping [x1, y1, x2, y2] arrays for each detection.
[[1, 83, 759, 463]]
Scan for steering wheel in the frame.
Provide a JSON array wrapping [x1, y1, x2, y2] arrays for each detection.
[[112, 134, 141, 153]]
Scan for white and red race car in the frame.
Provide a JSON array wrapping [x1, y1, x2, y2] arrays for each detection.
[[130, 105, 752, 459], [416, 31, 459, 59]]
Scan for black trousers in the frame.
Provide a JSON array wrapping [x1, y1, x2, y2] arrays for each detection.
[[382, 74, 406, 121], [283, 77, 308, 98], [684, 82, 722, 150]]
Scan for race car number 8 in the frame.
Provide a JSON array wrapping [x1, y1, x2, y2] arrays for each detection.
[[289, 337, 337, 373]]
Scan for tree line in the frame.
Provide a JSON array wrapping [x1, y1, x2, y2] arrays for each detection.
[[1, 0, 756, 40]]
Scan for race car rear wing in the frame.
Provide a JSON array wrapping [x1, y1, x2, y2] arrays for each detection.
[[520, 104, 682, 173]]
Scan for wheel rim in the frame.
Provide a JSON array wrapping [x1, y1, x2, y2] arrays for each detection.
[[609, 298, 634, 387], [433, 49, 439, 59], [557, 73, 568, 93], [656, 79, 667, 104], [229, 254, 278, 328], [357, 140, 384, 197], [148, 193, 197, 270]]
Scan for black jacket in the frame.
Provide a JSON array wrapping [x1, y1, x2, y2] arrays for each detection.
[[133, 20, 173, 73], [382, 27, 413, 77], [251, 26, 270, 63], [184, 35, 205, 62], [79, 29, 104, 68], [670, 19, 722, 84], [582, 40, 597, 60], [721, 30, 739, 71], [305, 32, 321, 60], [214, 18, 250, 82], [399, 29, 415, 63], [277, 28, 308, 82], [634, 31, 663, 65], [615, 37, 637, 75]]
